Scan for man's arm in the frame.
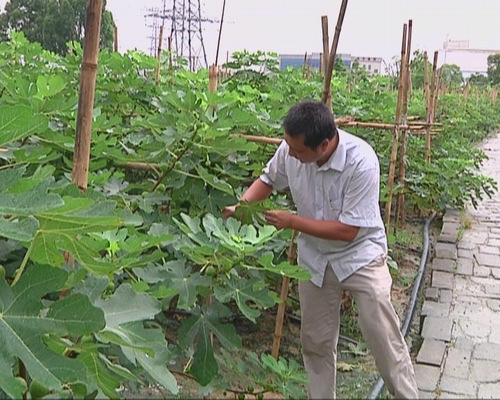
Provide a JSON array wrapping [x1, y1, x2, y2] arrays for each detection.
[[240, 178, 274, 202], [264, 211, 359, 242], [223, 178, 273, 218]]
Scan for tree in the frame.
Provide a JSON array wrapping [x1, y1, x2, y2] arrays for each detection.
[[409, 50, 432, 90], [487, 53, 500, 86], [467, 73, 489, 88], [440, 63, 464, 90], [0, 0, 115, 55]]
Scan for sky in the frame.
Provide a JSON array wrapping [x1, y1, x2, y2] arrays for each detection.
[[1, 0, 500, 69]]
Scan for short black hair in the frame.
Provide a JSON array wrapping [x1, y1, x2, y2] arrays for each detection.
[[283, 100, 338, 149]]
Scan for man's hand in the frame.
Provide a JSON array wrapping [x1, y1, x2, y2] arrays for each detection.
[[222, 204, 238, 218], [264, 210, 295, 230]]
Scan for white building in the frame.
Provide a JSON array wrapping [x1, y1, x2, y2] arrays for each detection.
[[351, 56, 383, 75], [439, 39, 500, 79]]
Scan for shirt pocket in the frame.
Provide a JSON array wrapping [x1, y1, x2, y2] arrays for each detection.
[[327, 192, 343, 220]]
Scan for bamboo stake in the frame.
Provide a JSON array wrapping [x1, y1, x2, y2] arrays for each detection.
[[209, 65, 218, 93], [113, 25, 118, 52], [423, 52, 431, 163], [396, 19, 413, 228], [384, 22, 407, 228], [206, 63, 218, 345], [155, 24, 164, 83], [321, 0, 349, 105], [72, 0, 103, 191], [273, 1, 349, 361], [271, 230, 298, 359], [432, 67, 442, 121], [214, 0, 227, 66], [321, 15, 331, 107], [428, 51, 438, 120], [302, 52, 308, 79], [168, 36, 173, 72]]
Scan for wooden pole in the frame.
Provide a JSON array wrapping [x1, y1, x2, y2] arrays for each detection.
[[167, 36, 173, 73], [321, 0, 349, 105], [423, 51, 431, 163], [271, 230, 298, 359], [273, 1, 349, 361], [209, 65, 218, 93], [432, 67, 443, 121], [214, 0, 227, 66], [113, 25, 118, 52], [423, 51, 429, 108], [428, 51, 438, 120], [321, 16, 330, 76], [155, 24, 164, 83], [396, 19, 413, 228], [384, 22, 407, 228], [72, 0, 103, 191]]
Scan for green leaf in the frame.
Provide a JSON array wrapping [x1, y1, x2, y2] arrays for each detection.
[[0, 105, 48, 146], [36, 75, 67, 99], [118, 322, 178, 395], [0, 173, 63, 216], [204, 135, 259, 155], [96, 284, 161, 327], [202, 213, 278, 254], [189, 327, 217, 386], [0, 217, 39, 241], [193, 163, 234, 195], [0, 265, 105, 393], [179, 304, 241, 386], [214, 277, 275, 322], [26, 197, 124, 274], [257, 253, 311, 280], [0, 350, 27, 399], [78, 352, 121, 399], [93, 286, 178, 395], [164, 260, 211, 310]]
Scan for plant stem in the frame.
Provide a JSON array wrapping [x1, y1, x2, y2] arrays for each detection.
[[12, 233, 37, 286]]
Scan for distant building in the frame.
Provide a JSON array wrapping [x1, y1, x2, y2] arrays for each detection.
[[440, 39, 500, 80], [351, 56, 383, 75], [279, 53, 353, 71]]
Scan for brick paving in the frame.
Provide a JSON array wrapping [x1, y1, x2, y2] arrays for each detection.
[[414, 132, 500, 399]]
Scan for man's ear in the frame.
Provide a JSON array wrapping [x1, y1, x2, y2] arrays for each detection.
[[320, 138, 330, 152]]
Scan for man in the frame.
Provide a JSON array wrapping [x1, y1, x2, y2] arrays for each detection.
[[224, 100, 418, 399]]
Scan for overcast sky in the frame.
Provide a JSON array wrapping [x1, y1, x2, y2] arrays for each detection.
[[1, 0, 499, 67]]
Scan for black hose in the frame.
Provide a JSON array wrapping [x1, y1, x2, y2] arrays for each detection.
[[365, 212, 436, 399]]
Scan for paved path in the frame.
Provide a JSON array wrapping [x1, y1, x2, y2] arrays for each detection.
[[414, 132, 500, 399]]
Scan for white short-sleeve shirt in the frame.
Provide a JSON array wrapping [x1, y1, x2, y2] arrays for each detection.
[[260, 129, 388, 286]]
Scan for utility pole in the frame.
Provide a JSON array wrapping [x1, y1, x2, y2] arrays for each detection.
[[145, 0, 218, 71]]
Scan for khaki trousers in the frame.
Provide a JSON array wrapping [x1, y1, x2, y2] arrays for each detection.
[[299, 257, 418, 399]]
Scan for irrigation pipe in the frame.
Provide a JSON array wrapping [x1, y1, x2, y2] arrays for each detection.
[[365, 212, 436, 399]]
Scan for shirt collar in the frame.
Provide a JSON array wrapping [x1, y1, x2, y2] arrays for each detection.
[[318, 129, 347, 172]]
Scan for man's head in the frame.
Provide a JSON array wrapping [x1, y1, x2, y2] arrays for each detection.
[[283, 100, 338, 164]]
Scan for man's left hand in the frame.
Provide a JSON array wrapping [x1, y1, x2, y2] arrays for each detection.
[[264, 210, 295, 230]]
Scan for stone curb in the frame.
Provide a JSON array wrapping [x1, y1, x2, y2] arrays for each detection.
[[414, 208, 462, 395]]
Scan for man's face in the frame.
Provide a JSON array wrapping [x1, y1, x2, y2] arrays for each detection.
[[284, 133, 329, 164]]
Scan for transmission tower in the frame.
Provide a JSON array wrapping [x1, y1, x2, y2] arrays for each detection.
[[145, 0, 219, 71]]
